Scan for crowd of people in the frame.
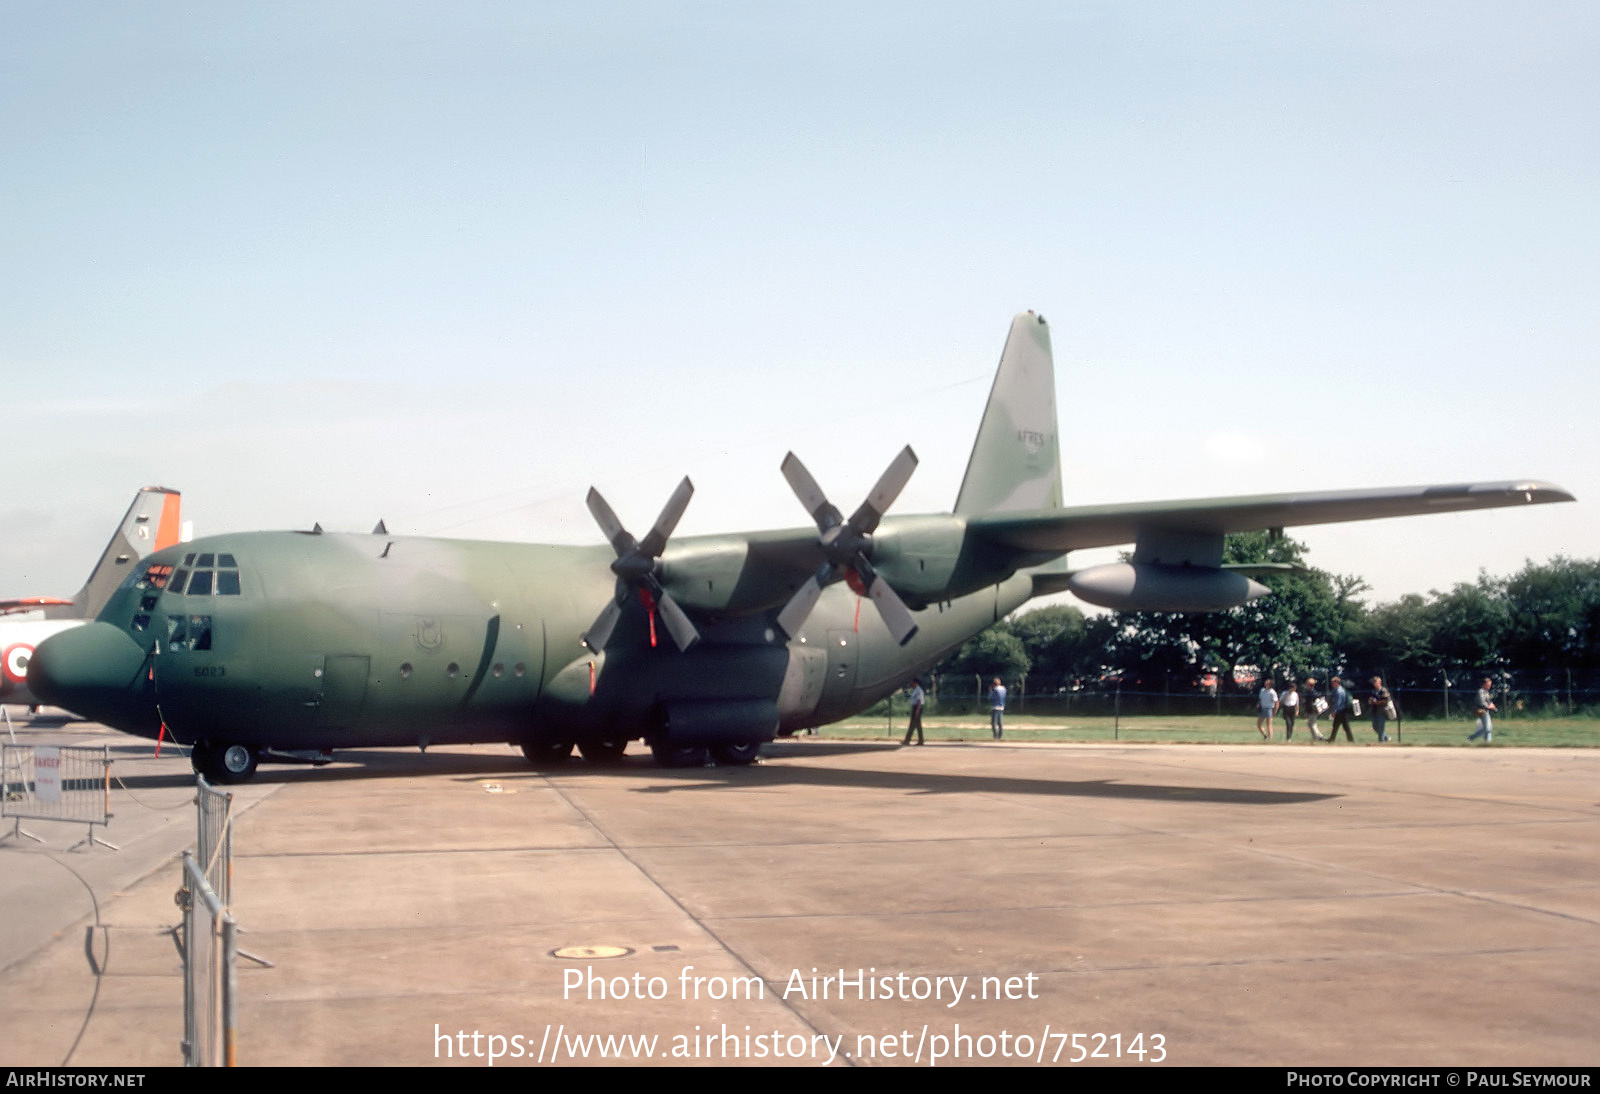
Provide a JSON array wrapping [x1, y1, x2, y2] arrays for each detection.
[[897, 675, 1501, 745], [1253, 675, 1497, 743]]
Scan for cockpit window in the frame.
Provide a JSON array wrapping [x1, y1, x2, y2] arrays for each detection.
[[160, 555, 243, 597], [136, 563, 174, 591], [164, 614, 212, 651]]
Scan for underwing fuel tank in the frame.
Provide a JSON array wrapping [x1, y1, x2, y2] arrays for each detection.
[[1067, 563, 1269, 612]]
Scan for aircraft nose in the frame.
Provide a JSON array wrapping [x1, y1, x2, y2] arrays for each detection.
[[29, 623, 151, 725]]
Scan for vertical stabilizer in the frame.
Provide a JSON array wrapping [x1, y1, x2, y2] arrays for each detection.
[[953, 312, 1062, 515], [51, 487, 183, 620]]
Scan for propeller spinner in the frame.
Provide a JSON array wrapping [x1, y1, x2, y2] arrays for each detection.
[[581, 477, 700, 652], [774, 445, 920, 646]]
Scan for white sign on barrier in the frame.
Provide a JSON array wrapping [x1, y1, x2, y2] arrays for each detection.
[[34, 745, 61, 803]]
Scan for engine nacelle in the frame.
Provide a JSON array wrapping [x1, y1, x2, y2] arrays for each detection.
[[659, 699, 779, 746], [1067, 563, 1269, 612]]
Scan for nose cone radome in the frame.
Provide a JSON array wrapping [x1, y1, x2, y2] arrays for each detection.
[[29, 623, 152, 731]]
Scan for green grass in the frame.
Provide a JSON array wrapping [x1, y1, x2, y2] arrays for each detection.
[[820, 712, 1600, 748]]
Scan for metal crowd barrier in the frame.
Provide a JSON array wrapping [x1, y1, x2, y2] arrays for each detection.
[[181, 774, 268, 1064], [179, 850, 238, 1067], [0, 743, 118, 850], [196, 774, 233, 905]]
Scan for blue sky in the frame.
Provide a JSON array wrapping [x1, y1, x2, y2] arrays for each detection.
[[4, 2, 1595, 607]]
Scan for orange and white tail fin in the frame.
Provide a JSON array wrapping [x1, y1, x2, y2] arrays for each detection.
[[53, 487, 183, 620]]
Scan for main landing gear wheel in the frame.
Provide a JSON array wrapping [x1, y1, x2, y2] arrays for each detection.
[[710, 742, 760, 766], [650, 742, 709, 768], [578, 737, 629, 764], [521, 739, 573, 767], [192, 741, 260, 784]]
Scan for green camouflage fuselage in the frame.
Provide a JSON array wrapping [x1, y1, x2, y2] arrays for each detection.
[[81, 524, 1031, 753]]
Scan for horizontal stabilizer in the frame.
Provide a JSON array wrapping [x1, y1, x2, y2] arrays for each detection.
[[1, 596, 74, 615]]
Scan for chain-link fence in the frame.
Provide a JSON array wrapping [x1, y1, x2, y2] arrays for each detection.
[[917, 669, 1600, 721]]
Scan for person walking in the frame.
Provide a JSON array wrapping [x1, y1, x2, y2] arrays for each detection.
[[1370, 676, 1394, 742], [1468, 677, 1497, 743], [902, 678, 926, 746], [1282, 680, 1301, 740], [1257, 677, 1279, 740], [1303, 676, 1327, 741], [1327, 676, 1354, 742]]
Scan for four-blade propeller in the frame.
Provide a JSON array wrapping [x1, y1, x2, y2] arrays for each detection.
[[583, 447, 923, 652], [774, 445, 920, 646], [581, 477, 701, 653]]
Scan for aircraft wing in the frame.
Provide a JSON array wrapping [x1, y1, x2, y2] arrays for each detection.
[[969, 480, 1575, 554]]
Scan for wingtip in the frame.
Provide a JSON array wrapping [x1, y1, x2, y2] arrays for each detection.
[[1509, 481, 1576, 504]]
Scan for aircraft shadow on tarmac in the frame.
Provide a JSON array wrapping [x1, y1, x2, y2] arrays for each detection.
[[106, 742, 1337, 806]]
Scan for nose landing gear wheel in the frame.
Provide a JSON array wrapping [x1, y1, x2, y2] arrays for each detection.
[[192, 740, 260, 784]]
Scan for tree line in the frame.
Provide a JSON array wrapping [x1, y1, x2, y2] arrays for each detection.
[[932, 534, 1600, 714]]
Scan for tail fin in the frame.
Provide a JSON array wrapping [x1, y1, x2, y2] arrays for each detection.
[[51, 487, 183, 619], [953, 312, 1062, 516]]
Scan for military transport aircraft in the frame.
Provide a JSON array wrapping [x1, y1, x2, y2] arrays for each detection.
[[1, 487, 182, 710], [28, 315, 1572, 781]]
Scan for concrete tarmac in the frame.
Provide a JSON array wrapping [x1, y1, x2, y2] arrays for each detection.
[[1, 729, 1596, 1067]]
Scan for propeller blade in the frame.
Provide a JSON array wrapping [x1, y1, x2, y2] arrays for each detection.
[[780, 453, 842, 531], [867, 573, 919, 646], [775, 572, 826, 638], [638, 476, 694, 558], [656, 592, 701, 652], [582, 481, 700, 653], [585, 488, 628, 552], [848, 445, 919, 534], [581, 597, 623, 651]]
